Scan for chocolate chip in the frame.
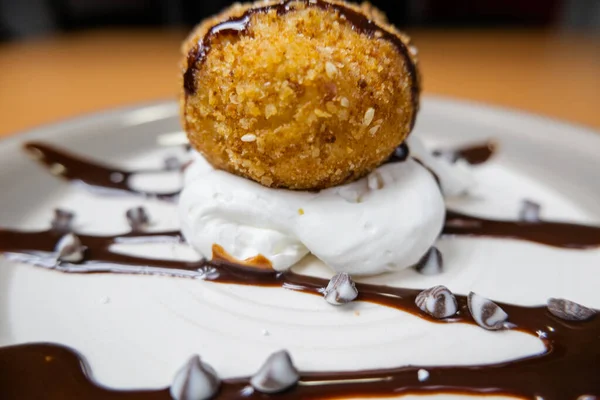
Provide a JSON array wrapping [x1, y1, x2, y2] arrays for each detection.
[[197, 266, 219, 280], [547, 298, 596, 321], [125, 206, 150, 231], [323, 273, 358, 305], [392, 142, 410, 162], [51, 208, 75, 232], [54, 233, 86, 263], [110, 172, 125, 183], [250, 350, 299, 394], [170, 355, 220, 400], [415, 285, 458, 319], [164, 156, 182, 171], [519, 199, 541, 222], [415, 247, 443, 276], [468, 292, 509, 331], [417, 369, 429, 382]]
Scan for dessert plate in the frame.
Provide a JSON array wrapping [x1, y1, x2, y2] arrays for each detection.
[[1, 96, 599, 399]]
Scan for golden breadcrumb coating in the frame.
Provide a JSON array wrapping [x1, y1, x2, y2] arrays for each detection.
[[180, 0, 420, 190]]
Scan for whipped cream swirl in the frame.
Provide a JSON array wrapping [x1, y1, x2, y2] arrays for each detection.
[[179, 139, 468, 275]]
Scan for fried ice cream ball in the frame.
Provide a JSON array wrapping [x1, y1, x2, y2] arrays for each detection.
[[180, 0, 420, 190]]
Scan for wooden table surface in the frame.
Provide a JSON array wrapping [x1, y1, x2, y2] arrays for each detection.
[[0, 28, 598, 137]]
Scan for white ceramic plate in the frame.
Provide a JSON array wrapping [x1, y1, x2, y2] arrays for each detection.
[[1, 96, 599, 399]]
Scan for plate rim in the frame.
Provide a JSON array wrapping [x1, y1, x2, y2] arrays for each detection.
[[1, 95, 600, 395]]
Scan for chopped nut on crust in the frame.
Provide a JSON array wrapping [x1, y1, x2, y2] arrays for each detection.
[[181, 0, 420, 190]]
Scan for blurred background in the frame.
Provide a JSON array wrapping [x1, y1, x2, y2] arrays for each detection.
[[0, 0, 599, 135], [1, 0, 599, 39]]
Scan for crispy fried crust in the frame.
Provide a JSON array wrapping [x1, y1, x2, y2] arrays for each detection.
[[180, 0, 420, 190]]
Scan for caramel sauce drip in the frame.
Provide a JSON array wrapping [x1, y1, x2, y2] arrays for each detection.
[[212, 243, 273, 270]]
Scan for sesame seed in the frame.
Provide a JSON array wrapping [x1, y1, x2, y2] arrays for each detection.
[[314, 109, 332, 118], [363, 108, 375, 126], [265, 104, 277, 119], [241, 134, 257, 142], [340, 97, 350, 107], [325, 62, 338, 79], [369, 125, 380, 135]]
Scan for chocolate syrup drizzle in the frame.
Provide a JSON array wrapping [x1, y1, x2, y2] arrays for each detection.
[[1, 140, 599, 398], [22, 140, 488, 201], [443, 210, 600, 249], [453, 141, 496, 165], [0, 227, 598, 399], [21, 141, 600, 250], [434, 141, 497, 166], [183, 0, 420, 127], [24, 142, 180, 201]]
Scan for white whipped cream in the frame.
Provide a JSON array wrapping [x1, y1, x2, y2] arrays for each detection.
[[407, 136, 475, 197], [181, 151, 312, 270], [179, 138, 453, 275]]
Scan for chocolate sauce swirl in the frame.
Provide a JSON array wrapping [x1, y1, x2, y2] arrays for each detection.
[[24, 142, 180, 201], [434, 141, 497, 165], [2, 139, 599, 398], [443, 210, 600, 249], [182, 0, 420, 127], [23, 140, 493, 200], [19, 141, 600, 251], [0, 227, 598, 398]]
